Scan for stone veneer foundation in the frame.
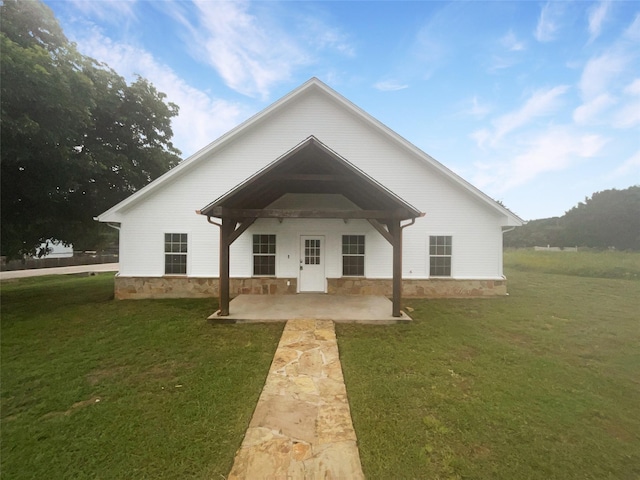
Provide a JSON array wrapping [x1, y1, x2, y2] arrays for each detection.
[[114, 276, 506, 300]]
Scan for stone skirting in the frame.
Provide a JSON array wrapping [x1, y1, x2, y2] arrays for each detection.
[[114, 276, 297, 300], [114, 276, 506, 299], [327, 277, 506, 298]]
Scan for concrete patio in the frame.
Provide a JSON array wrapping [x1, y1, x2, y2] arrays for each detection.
[[208, 294, 412, 324]]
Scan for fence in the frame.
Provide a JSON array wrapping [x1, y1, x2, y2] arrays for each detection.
[[0, 253, 119, 271], [533, 246, 578, 252]]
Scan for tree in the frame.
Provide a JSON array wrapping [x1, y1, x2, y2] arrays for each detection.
[[563, 186, 640, 250], [504, 186, 640, 250], [1, 0, 181, 258]]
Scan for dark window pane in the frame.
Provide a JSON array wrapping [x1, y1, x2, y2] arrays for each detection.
[[165, 253, 187, 274], [253, 255, 275, 275], [342, 235, 365, 277], [430, 257, 451, 276], [343, 256, 364, 276]]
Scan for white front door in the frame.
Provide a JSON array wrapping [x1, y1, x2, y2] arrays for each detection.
[[299, 236, 325, 292]]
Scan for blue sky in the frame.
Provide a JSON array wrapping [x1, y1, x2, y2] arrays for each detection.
[[44, 0, 640, 220]]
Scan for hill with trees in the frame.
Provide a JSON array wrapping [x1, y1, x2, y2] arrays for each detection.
[[505, 186, 640, 250], [1, 0, 182, 259]]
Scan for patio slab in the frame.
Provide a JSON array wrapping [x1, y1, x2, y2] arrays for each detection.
[[227, 319, 365, 480], [208, 294, 412, 324]]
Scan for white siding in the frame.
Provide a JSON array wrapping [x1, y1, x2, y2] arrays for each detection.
[[115, 88, 508, 280]]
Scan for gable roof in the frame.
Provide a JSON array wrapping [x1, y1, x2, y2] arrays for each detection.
[[96, 77, 522, 225], [197, 135, 423, 221]]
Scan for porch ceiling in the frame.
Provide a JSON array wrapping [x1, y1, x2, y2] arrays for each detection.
[[198, 136, 423, 221]]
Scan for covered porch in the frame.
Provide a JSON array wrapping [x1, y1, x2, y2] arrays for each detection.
[[197, 136, 424, 318]]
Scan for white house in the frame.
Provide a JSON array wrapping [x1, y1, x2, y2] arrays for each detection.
[[97, 78, 522, 316]]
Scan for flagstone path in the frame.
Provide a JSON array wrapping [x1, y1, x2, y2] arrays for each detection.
[[228, 319, 365, 479]]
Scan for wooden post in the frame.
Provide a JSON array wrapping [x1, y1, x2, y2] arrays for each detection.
[[389, 220, 402, 317], [218, 218, 235, 316]]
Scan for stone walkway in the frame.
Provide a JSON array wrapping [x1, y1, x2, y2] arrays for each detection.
[[228, 319, 365, 479]]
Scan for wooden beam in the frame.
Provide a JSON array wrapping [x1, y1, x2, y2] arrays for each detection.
[[367, 219, 393, 244], [206, 207, 415, 220], [277, 173, 352, 182], [389, 220, 402, 317], [218, 218, 235, 317], [228, 218, 256, 244]]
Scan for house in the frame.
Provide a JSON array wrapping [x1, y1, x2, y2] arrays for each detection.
[[97, 78, 522, 316]]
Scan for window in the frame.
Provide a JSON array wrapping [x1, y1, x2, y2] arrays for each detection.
[[304, 239, 321, 265], [165, 233, 187, 274], [342, 235, 365, 276], [429, 235, 452, 277], [253, 234, 276, 276]]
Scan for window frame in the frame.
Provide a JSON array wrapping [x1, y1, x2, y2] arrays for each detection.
[[164, 232, 188, 275], [342, 234, 365, 277], [429, 235, 452, 277], [252, 234, 276, 277]]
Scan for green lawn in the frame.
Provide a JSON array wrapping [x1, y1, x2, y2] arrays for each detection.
[[338, 250, 640, 479], [504, 248, 640, 280], [2, 251, 639, 479], [0, 274, 283, 479]]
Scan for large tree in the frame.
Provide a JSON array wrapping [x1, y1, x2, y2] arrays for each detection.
[[1, 0, 181, 258], [504, 186, 640, 250], [563, 186, 640, 250]]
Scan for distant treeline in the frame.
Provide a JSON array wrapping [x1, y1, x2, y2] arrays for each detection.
[[505, 186, 640, 251]]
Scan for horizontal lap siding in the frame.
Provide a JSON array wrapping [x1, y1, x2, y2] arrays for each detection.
[[118, 89, 507, 279], [237, 217, 389, 279]]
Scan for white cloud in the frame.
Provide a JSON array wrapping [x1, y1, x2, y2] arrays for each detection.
[[615, 80, 640, 126], [572, 93, 617, 125], [191, 1, 308, 99], [624, 78, 640, 95], [74, 29, 245, 157], [174, 0, 354, 100], [470, 129, 491, 148], [373, 80, 409, 92], [612, 100, 640, 128], [535, 2, 564, 42], [578, 50, 629, 99], [66, 0, 137, 22], [473, 86, 569, 147], [501, 30, 525, 51], [474, 127, 608, 192], [588, 0, 611, 43], [624, 13, 640, 41], [466, 96, 491, 118], [608, 150, 640, 179], [299, 16, 355, 57]]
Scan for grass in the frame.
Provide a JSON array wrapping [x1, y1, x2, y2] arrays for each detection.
[[504, 248, 640, 280], [336, 250, 640, 479], [1, 274, 283, 479], [2, 251, 639, 479]]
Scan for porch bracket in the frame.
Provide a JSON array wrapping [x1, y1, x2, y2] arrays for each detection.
[[202, 214, 257, 316]]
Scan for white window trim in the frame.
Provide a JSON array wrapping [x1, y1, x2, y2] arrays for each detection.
[[428, 234, 453, 278], [252, 233, 277, 277], [163, 232, 189, 276], [342, 234, 366, 277]]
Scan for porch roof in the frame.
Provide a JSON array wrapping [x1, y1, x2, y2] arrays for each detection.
[[197, 136, 424, 221]]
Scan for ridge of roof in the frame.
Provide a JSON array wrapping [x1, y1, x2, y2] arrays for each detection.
[[96, 77, 522, 224]]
